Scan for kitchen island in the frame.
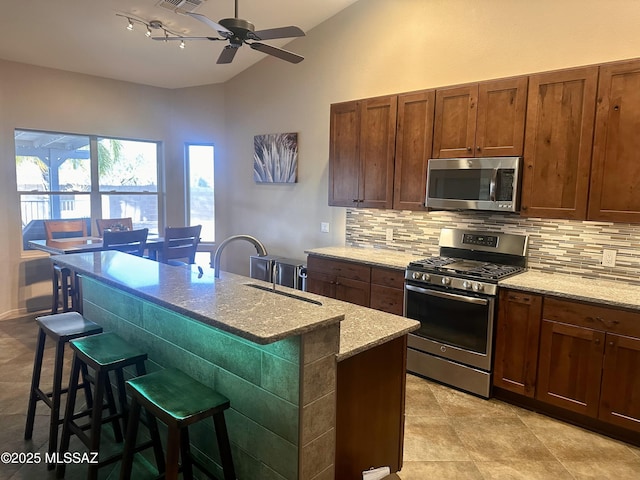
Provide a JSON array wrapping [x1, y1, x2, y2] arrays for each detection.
[[52, 251, 418, 479]]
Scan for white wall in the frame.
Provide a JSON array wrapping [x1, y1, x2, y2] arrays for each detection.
[[3, 0, 640, 315], [0, 60, 225, 317], [217, 0, 640, 275]]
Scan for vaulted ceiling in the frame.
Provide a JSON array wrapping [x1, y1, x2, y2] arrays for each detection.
[[0, 0, 358, 89]]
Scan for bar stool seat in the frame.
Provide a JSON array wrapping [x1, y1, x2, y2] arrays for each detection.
[[120, 368, 236, 480], [56, 332, 163, 480], [24, 312, 103, 470]]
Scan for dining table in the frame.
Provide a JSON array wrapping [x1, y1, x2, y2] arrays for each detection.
[[28, 235, 164, 258]]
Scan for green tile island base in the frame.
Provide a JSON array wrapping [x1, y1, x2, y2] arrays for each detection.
[[82, 276, 337, 479]]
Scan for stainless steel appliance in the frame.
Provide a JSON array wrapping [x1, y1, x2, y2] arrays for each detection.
[[404, 228, 528, 397], [426, 156, 522, 212], [250, 255, 307, 291]]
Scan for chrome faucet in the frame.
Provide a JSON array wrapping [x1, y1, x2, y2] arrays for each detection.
[[213, 235, 268, 278]]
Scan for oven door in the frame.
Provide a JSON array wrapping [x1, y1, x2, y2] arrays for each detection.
[[404, 282, 495, 371]]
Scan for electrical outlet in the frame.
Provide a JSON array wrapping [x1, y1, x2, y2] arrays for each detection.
[[320, 222, 330, 233], [602, 249, 617, 267], [386, 228, 394, 242]]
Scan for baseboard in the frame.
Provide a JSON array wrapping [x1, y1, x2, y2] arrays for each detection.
[[0, 306, 49, 320]]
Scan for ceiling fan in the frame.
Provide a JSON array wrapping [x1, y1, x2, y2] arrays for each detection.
[[153, 0, 305, 64]]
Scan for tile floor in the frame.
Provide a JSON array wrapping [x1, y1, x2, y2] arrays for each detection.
[[1, 313, 640, 480]]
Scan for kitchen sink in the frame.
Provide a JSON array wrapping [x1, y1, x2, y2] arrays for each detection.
[[244, 283, 322, 306]]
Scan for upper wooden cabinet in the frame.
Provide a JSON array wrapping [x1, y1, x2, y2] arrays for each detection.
[[589, 59, 640, 223], [393, 90, 435, 211], [432, 77, 528, 158], [520, 67, 598, 219], [329, 96, 397, 209]]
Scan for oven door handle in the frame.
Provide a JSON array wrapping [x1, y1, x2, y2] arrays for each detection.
[[405, 284, 489, 305]]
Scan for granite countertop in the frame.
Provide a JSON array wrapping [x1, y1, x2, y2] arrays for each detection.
[[499, 270, 640, 311], [305, 246, 423, 270], [52, 251, 418, 360]]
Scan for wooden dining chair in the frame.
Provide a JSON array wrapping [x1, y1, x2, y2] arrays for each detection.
[[43, 219, 89, 313], [102, 228, 149, 256], [160, 225, 202, 266], [95, 217, 133, 237], [44, 219, 88, 241]]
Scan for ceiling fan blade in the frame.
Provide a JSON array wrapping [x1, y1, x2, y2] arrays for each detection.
[[251, 26, 305, 41], [151, 36, 223, 41], [185, 12, 232, 36], [217, 46, 239, 64], [250, 42, 304, 64]]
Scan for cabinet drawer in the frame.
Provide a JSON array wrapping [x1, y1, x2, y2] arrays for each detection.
[[370, 284, 404, 316], [307, 256, 371, 282], [543, 297, 640, 337], [371, 267, 405, 289]]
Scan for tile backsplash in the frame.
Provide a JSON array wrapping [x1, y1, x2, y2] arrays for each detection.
[[346, 209, 640, 285]]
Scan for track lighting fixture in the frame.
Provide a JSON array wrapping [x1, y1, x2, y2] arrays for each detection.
[[116, 13, 183, 45]]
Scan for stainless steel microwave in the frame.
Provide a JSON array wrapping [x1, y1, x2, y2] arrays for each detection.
[[425, 157, 522, 212]]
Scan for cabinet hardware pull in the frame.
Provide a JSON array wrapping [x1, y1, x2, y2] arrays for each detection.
[[476, 146, 481, 151], [466, 146, 472, 152], [609, 341, 614, 346], [613, 105, 619, 111], [594, 338, 600, 344]]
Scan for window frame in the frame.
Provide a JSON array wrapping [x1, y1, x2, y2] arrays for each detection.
[[15, 128, 164, 251], [184, 142, 215, 244]]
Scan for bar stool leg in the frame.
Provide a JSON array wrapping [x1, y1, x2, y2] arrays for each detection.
[[57, 355, 81, 479], [86, 370, 107, 480], [165, 426, 181, 480], [179, 427, 194, 479], [214, 413, 236, 480], [46, 338, 66, 470], [24, 328, 46, 440], [119, 397, 141, 480]]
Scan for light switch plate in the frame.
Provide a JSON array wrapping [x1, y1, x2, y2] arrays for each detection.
[[320, 222, 330, 233]]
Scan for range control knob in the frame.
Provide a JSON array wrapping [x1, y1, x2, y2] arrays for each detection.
[[462, 281, 472, 289], [421, 273, 431, 281], [441, 277, 451, 286], [473, 282, 484, 292], [412, 271, 421, 280]]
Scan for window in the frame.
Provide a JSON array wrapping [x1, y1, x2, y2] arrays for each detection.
[[15, 129, 161, 249], [186, 144, 215, 242]]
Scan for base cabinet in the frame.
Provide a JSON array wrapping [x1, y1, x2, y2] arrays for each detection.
[[307, 255, 406, 315], [496, 293, 640, 437], [536, 319, 605, 417], [493, 290, 542, 397], [599, 333, 640, 431]]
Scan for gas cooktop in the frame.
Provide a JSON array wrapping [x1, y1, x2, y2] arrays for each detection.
[[408, 257, 525, 281]]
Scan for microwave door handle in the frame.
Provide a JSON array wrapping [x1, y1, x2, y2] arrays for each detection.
[[405, 284, 489, 306], [489, 168, 498, 202]]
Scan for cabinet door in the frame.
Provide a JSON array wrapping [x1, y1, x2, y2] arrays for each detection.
[[370, 267, 404, 315], [599, 333, 640, 432], [521, 67, 598, 219], [393, 90, 435, 210], [536, 319, 605, 417], [336, 277, 371, 307], [329, 101, 360, 207], [432, 85, 477, 158], [589, 59, 640, 222], [359, 96, 397, 209], [306, 270, 336, 298], [475, 77, 528, 157], [493, 290, 542, 397]]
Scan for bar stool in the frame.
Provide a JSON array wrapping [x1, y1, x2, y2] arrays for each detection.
[[24, 312, 104, 470], [120, 368, 236, 480], [56, 332, 164, 480]]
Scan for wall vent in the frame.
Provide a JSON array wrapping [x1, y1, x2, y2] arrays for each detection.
[[156, 0, 206, 13]]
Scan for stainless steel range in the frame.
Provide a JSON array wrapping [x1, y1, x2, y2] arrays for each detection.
[[404, 228, 528, 398]]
